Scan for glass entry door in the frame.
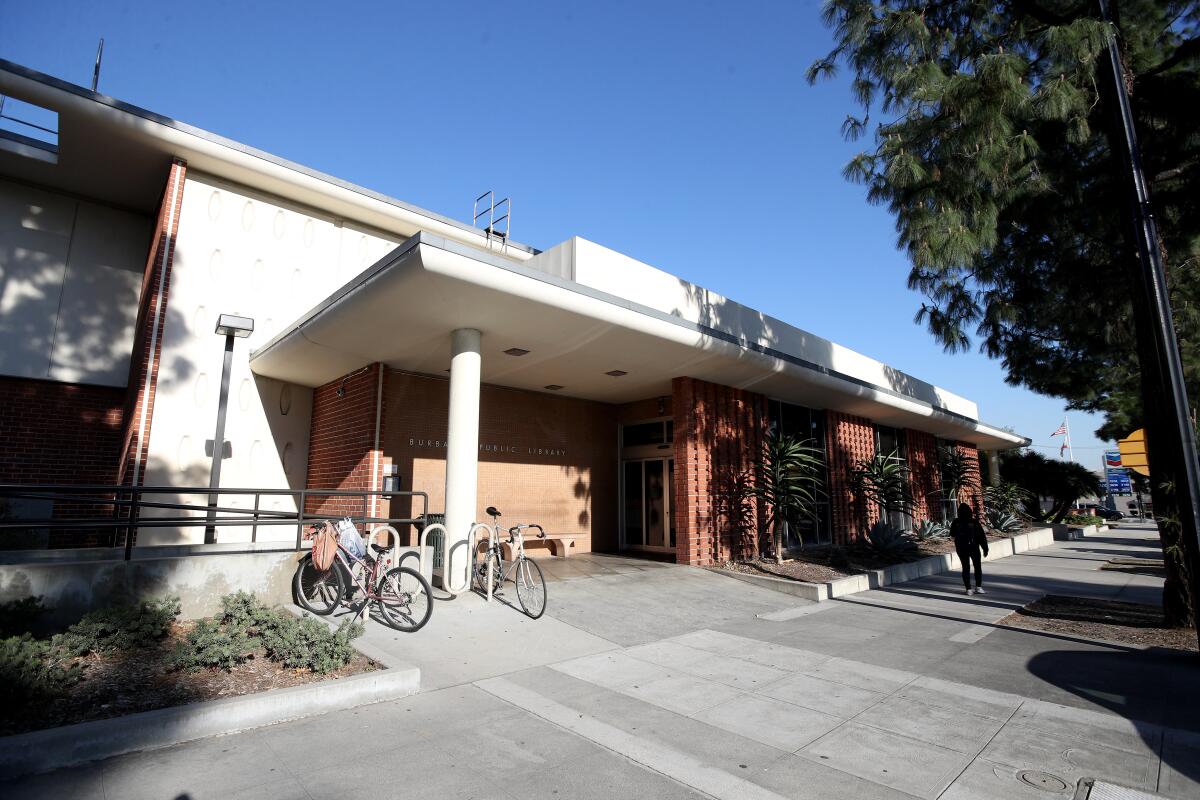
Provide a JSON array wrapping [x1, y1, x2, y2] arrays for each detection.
[[622, 458, 675, 551]]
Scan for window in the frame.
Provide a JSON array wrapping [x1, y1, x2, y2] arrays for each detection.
[[766, 400, 830, 546], [622, 420, 672, 448], [874, 425, 911, 530]]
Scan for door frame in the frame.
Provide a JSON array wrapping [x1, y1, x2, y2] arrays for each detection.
[[619, 455, 675, 553]]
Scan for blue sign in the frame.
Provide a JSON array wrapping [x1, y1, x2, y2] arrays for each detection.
[[1106, 468, 1132, 495]]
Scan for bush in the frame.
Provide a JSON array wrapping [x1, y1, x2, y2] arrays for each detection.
[[0, 596, 47, 638], [221, 591, 275, 632], [169, 619, 254, 672], [985, 508, 1024, 533], [259, 613, 362, 674], [828, 546, 851, 570], [1063, 513, 1104, 527], [865, 521, 918, 559], [0, 634, 83, 706], [53, 597, 180, 656], [912, 519, 948, 541]]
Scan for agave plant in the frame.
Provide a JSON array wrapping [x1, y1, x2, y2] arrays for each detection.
[[865, 520, 918, 559], [984, 507, 1023, 533], [912, 519, 948, 541]]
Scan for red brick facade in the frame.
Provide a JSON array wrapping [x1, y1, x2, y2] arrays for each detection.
[[956, 441, 984, 510], [826, 411, 877, 543], [117, 159, 188, 489], [305, 363, 383, 521], [906, 428, 940, 523], [671, 377, 765, 566]]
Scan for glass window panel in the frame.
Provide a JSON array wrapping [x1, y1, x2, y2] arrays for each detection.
[[623, 461, 644, 546], [623, 422, 664, 447]]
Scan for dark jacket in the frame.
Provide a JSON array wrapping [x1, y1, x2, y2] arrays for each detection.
[[950, 517, 989, 555]]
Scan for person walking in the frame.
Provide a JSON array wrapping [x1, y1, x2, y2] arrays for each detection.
[[950, 502, 989, 595]]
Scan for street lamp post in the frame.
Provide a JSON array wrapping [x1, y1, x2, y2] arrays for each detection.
[[205, 314, 254, 544]]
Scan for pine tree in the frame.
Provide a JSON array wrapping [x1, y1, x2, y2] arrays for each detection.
[[811, 0, 1200, 625]]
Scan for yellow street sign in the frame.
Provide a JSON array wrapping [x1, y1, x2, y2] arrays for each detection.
[[1117, 428, 1150, 476]]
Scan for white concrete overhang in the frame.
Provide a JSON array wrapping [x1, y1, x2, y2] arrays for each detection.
[[0, 59, 535, 257], [250, 233, 1030, 451]]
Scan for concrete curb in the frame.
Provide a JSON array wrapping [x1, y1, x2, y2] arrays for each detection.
[[0, 609, 420, 779], [707, 527, 1055, 603]]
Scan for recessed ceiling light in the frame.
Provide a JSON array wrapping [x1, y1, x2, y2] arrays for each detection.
[[503, 347, 530, 356], [544, 384, 564, 391], [605, 370, 627, 377]]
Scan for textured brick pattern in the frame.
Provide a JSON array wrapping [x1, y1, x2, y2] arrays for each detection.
[[906, 428, 940, 523], [671, 377, 765, 567], [955, 441, 984, 511], [117, 159, 187, 489], [378, 370, 618, 553], [826, 411, 878, 543], [305, 364, 382, 522]]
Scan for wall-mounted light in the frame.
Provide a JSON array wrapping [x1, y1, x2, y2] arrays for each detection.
[[214, 313, 254, 338], [605, 370, 627, 377], [544, 384, 564, 391], [503, 347, 530, 356]]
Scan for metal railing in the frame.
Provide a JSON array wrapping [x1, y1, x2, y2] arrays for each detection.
[[0, 484, 430, 561]]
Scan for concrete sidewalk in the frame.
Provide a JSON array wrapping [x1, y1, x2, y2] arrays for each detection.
[[8, 524, 1199, 799]]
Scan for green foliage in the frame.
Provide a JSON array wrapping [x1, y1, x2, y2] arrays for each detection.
[[937, 445, 978, 502], [0, 634, 83, 706], [1063, 513, 1105, 527], [913, 519, 949, 541], [1000, 450, 1105, 523], [0, 596, 47, 638], [809, 2, 1200, 445], [850, 451, 912, 518], [984, 481, 1033, 517], [751, 431, 826, 560], [865, 521, 919, 559], [169, 619, 254, 673], [985, 508, 1024, 533], [259, 614, 362, 674], [221, 591, 276, 632], [53, 597, 180, 656]]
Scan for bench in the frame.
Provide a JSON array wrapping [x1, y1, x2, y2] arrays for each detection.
[[501, 533, 576, 560]]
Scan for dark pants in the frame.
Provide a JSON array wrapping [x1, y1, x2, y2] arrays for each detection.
[[957, 545, 982, 589]]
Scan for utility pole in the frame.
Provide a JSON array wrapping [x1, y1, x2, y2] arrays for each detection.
[[1098, 0, 1200, 648]]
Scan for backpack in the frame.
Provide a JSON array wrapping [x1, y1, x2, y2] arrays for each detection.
[[310, 521, 338, 571]]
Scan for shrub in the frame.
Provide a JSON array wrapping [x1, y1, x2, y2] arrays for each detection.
[[169, 619, 254, 672], [865, 521, 918, 559], [0, 634, 83, 706], [0, 596, 47, 638], [221, 591, 274, 632], [985, 508, 1024, 533], [53, 597, 180, 656], [828, 546, 851, 570], [912, 519, 949, 541], [1063, 513, 1105, 527], [259, 613, 362, 674]]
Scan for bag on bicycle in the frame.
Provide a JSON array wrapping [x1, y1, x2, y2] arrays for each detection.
[[310, 521, 338, 572], [336, 517, 367, 561]]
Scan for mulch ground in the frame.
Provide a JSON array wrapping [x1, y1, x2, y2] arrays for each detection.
[[1, 620, 378, 737], [720, 532, 1009, 584], [998, 595, 1197, 652]]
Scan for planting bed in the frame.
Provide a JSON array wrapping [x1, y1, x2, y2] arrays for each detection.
[[998, 595, 1197, 652]]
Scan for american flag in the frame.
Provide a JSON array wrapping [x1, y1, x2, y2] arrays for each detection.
[[1050, 422, 1067, 437]]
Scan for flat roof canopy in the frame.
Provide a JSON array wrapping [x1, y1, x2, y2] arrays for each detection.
[[250, 233, 1027, 451]]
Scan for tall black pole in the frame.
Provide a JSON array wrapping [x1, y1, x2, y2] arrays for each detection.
[[1099, 0, 1200, 647], [205, 334, 235, 544]]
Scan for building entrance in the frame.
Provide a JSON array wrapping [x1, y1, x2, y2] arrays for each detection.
[[621, 457, 675, 552]]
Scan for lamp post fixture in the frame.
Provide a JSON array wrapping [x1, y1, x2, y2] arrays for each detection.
[[205, 314, 254, 544]]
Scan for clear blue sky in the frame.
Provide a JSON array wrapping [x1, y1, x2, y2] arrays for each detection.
[[1, 0, 1114, 467]]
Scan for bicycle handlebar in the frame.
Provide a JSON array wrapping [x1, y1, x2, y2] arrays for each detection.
[[508, 523, 546, 539]]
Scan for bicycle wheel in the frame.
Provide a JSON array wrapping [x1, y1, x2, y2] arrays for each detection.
[[474, 549, 505, 595], [293, 554, 345, 615], [377, 566, 433, 633], [514, 557, 547, 619]]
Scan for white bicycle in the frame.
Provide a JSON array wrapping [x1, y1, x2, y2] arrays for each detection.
[[472, 506, 548, 619]]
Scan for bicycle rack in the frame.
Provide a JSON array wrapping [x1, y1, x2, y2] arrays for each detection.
[[418, 522, 485, 597]]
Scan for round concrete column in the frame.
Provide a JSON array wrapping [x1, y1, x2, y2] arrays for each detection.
[[444, 328, 482, 584], [987, 450, 1001, 486]]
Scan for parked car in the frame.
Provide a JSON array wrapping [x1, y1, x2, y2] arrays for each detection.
[[1095, 508, 1124, 521]]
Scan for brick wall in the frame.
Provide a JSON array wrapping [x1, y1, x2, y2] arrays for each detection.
[[826, 411, 877, 543], [305, 364, 382, 521], [117, 159, 187, 489], [378, 370, 618, 552], [955, 441, 984, 511], [671, 377, 765, 566], [906, 428, 940, 523]]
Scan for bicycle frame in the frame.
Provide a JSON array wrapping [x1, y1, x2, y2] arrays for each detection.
[[477, 522, 544, 602]]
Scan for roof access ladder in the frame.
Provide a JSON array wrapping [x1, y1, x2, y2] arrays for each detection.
[[473, 190, 511, 254]]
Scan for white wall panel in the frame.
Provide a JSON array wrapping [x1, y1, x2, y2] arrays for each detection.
[[0, 178, 148, 386], [142, 174, 396, 544]]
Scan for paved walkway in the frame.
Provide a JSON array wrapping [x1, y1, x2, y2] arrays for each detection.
[[9, 524, 1200, 799]]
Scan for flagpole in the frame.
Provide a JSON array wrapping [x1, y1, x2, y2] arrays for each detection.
[[1064, 417, 1074, 462]]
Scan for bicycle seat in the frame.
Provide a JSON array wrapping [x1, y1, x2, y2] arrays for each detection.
[[486, 506, 502, 518], [370, 543, 389, 555]]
